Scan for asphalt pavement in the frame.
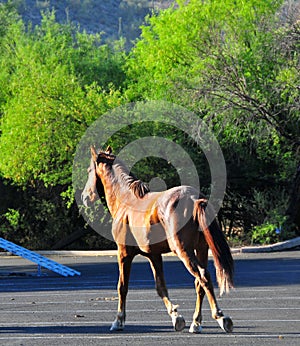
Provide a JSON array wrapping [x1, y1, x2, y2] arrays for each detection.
[[0, 250, 299, 346]]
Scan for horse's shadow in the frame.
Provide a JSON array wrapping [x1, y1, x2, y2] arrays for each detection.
[[0, 323, 255, 335], [0, 324, 174, 335]]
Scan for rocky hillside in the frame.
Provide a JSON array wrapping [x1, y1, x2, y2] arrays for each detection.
[[1, 0, 174, 43]]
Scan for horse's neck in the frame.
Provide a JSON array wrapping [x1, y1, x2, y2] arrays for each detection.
[[100, 164, 132, 217]]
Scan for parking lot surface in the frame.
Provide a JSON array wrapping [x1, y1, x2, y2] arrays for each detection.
[[0, 250, 299, 345]]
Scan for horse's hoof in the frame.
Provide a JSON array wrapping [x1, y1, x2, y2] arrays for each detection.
[[189, 321, 202, 334], [217, 316, 233, 333], [172, 315, 186, 331], [110, 319, 124, 332]]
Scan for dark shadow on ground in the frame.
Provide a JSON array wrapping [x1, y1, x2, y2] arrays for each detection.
[[2, 324, 300, 337], [0, 251, 299, 293]]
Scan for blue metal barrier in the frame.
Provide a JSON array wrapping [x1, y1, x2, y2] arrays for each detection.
[[0, 238, 81, 277]]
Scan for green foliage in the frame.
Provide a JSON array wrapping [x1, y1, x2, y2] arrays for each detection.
[[251, 207, 297, 244], [1, 208, 23, 232], [0, 187, 78, 249], [126, 0, 299, 162], [60, 185, 75, 209], [252, 223, 281, 245], [0, 8, 125, 186], [30, 11, 126, 88], [126, 0, 299, 186], [126, 0, 284, 99]]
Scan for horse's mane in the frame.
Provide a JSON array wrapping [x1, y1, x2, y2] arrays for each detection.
[[112, 159, 150, 198]]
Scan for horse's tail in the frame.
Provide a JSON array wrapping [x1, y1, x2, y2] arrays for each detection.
[[193, 199, 234, 295]]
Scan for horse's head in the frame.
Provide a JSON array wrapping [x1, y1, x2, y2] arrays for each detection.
[[81, 146, 115, 207]]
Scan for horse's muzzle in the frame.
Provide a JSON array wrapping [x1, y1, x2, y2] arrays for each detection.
[[81, 191, 90, 207], [81, 190, 97, 207]]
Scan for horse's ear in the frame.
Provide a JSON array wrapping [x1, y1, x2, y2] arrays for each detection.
[[105, 146, 112, 155], [90, 146, 98, 162]]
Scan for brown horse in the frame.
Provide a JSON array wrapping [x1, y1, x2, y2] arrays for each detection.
[[81, 146, 234, 333]]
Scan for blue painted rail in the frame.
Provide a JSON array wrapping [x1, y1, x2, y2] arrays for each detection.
[[0, 238, 81, 277]]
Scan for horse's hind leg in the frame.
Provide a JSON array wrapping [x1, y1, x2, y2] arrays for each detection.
[[195, 242, 233, 333], [175, 247, 233, 333], [147, 254, 186, 331], [189, 278, 205, 333], [189, 238, 208, 333], [203, 270, 233, 333]]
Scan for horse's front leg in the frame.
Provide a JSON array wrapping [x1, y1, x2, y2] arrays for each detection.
[[110, 246, 135, 331]]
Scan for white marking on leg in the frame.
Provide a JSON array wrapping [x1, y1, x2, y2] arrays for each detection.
[[110, 312, 125, 331], [189, 321, 202, 334]]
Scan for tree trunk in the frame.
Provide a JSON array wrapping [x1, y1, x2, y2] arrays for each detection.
[[51, 227, 91, 250], [285, 163, 300, 235]]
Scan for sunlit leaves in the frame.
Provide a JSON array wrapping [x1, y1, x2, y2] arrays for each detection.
[[0, 8, 126, 186]]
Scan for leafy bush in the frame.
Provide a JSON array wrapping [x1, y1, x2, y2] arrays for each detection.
[[252, 223, 282, 245], [251, 212, 297, 244], [1, 208, 24, 233]]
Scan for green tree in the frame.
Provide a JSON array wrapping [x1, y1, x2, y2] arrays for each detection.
[[126, 0, 300, 238], [0, 8, 125, 186]]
